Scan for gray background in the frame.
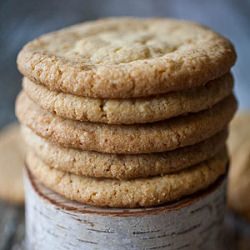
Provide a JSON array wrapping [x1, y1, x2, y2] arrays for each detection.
[[0, 0, 250, 128]]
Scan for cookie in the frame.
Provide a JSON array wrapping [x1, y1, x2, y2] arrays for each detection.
[[22, 126, 228, 179], [26, 149, 228, 208], [17, 18, 236, 99], [0, 123, 25, 204], [228, 113, 250, 155], [228, 113, 250, 220], [16, 92, 237, 154], [23, 73, 233, 124]]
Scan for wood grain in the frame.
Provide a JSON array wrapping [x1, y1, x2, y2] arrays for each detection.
[[0, 202, 24, 250]]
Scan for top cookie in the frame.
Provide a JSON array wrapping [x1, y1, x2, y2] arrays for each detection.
[[17, 18, 236, 98]]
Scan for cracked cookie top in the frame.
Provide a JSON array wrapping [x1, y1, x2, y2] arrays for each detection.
[[17, 18, 236, 98]]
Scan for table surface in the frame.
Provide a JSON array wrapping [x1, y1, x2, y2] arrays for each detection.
[[0, 201, 249, 250]]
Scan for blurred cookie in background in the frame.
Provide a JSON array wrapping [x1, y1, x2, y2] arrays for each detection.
[[228, 113, 250, 221], [0, 123, 25, 205]]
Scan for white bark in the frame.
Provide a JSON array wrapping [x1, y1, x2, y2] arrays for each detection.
[[25, 170, 226, 250]]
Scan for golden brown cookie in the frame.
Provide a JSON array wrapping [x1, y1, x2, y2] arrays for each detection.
[[22, 126, 228, 179], [228, 113, 250, 220], [23, 74, 233, 124], [26, 149, 228, 208], [17, 18, 236, 98], [0, 124, 25, 204], [16, 92, 237, 154], [228, 113, 250, 155]]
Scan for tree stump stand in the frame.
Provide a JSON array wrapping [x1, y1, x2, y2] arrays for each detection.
[[25, 169, 226, 250]]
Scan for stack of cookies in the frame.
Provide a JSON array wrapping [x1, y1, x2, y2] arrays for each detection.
[[16, 18, 237, 208]]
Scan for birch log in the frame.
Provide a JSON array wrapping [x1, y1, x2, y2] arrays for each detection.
[[25, 169, 226, 250]]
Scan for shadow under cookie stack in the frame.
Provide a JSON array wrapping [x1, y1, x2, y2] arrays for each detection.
[[15, 18, 237, 250]]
